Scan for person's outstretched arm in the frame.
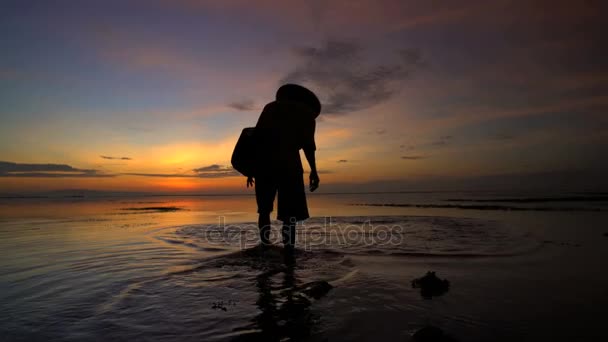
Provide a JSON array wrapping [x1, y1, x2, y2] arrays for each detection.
[[303, 119, 319, 192], [304, 147, 319, 192]]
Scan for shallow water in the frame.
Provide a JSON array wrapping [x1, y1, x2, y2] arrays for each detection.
[[171, 215, 537, 257], [1, 193, 607, 341]]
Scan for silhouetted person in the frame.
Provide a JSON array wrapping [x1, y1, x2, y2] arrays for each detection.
[[247, 84, 321, 254]]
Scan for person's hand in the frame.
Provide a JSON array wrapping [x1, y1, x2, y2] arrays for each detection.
[[309, 171, 319, 192], [246, 176, 255, 188]]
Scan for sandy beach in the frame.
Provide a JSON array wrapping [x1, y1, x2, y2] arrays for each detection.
[[3, 1, 607, 340], [1, 193, 607, 341]]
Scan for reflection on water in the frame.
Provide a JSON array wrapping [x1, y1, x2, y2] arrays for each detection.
[[1, 193, 608, 341], [233, 252, 316, 341]]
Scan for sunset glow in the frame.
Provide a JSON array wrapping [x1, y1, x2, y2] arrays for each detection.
[[1, 0, 606, 194]]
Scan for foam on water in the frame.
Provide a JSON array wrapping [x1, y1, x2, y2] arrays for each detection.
[[164, 215, 539, 258]]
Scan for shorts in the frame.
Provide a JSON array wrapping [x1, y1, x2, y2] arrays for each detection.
[[255, 173, 309, 222]]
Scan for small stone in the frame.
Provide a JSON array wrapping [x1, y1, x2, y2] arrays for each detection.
[[212, 301, 228, 311], [412, 271, 450, 299], [299, 281, 333, 299]]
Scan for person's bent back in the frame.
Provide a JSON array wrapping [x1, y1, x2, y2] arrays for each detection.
[[247, 84, 320, 254]]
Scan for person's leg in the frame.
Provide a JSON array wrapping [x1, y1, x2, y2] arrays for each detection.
[[281, 217, 296, 249], [255, 175, 277, 247], [258, 212, 271, 246], [282, 217, 296, 265], [277, 173, 308, 251]]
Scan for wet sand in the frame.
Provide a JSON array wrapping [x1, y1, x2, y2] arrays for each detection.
[[1, 194, 607, 341]]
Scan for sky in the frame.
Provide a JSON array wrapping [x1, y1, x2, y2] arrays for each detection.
[[1, 0, 607, 194]]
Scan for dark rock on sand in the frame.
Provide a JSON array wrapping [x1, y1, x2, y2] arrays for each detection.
[[211, 300, 236, 311], [298, 281, 333, 299], [413, 325, 459, 342], [211, 302, 227, 311], [412, 271, 450, 299]]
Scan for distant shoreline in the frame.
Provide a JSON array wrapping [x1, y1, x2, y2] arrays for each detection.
[[352, 203, 606, 212], [2, 191, 608, 200]]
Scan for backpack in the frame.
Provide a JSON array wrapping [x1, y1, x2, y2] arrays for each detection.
[[231, 127, 256, 177]]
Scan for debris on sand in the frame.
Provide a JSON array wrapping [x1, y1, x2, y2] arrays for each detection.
[[211, 302, 227, 311], [412, 271, 450, 299], [413, 325, 459, 342], [298, 281, 333, 299], [211, 300, 237, 311]]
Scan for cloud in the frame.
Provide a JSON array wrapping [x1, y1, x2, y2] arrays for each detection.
[[430, 135, 453, 147], [401, 155, 426, 160], [0, 161, 112, 178], [337, 159, 348, 163], [101, 155, 133, 160], [281, 40, 424, 115], [228, 99, 256, 111], [193, 164, 229, 172], [0, 161, 240, 179], [122, 165, 240, 178], [121, 172, 198, 178], [193, 164, 240, 178]]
